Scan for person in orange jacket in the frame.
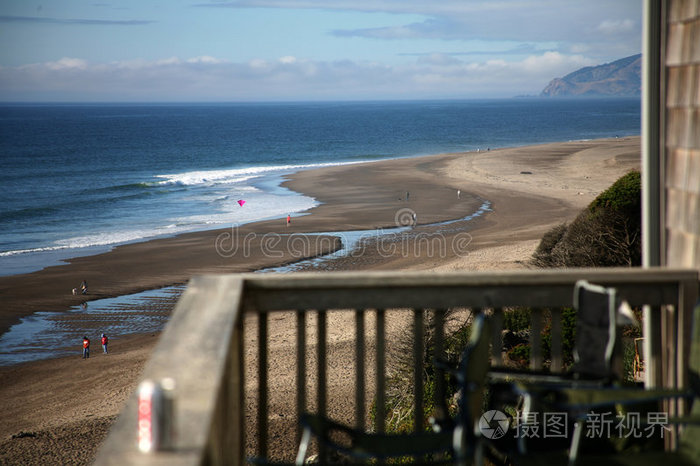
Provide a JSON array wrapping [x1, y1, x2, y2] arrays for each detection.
[[82, 336, 90, 359]]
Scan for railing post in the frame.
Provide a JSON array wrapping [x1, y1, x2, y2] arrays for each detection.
[[296, 310, 306, 444], [355, 309, 366, 430], [433, 309, 447, 421], [376, 308, 386, 434], [677, 278, 698, 414], [413, 309, 425, 433], [231, 317, 245, 464], [257, 312, 268, 459], [317, 309, 328, 461]]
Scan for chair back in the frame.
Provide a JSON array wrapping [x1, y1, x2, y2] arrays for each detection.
[[572, 280, 617, 379]]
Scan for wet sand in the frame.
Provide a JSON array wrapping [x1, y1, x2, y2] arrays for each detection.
[[0, 137, 640, 464]]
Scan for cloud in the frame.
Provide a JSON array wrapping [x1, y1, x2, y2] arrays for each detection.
[[195, 1, 640, 41], [0, 52, 599, 101], [332, 18, 455, 40], [187, 56, 228, 64], [0, 14, 154, 25], [45, 58, 89, 70], [597, 19, 636, 34]]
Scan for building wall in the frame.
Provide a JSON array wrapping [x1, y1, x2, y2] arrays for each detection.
[[665, 1, 700, 268]]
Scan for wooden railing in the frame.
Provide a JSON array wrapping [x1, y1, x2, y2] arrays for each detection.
[[95, 268, 698, 465]]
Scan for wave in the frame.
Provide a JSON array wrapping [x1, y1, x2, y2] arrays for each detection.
[[0, 245, 70, 257], [155, 160, 364, 187]]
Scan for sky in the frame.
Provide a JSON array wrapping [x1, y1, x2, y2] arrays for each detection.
[[0, 0, 642, 102]]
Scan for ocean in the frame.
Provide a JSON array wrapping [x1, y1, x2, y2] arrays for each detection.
[[0, 98, 640, 277]]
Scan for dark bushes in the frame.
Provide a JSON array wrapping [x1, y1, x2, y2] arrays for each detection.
[[532, 171, 642, 268]]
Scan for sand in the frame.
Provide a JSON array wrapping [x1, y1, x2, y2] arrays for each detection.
[[0, 137, 640, 464]]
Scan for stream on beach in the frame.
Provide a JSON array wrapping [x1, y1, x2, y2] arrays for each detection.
[[0, 202, 492, 366]]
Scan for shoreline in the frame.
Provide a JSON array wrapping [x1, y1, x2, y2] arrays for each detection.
[[0, 136, 641, 464], [0, 149, 490, 336]]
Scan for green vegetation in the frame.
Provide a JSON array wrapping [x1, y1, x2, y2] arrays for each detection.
[[532, 170, 642, 268], [377, 173, 644, 439], [375, 312, 473, 434]]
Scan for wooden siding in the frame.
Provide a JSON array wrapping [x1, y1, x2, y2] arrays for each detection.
[[665, 0, 700, 268]]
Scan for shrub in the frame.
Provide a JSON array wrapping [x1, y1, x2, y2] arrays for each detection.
[[532, 171, 642, 268], [507, 344, 530, 368]]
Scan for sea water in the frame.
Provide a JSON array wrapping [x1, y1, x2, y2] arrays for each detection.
[[0, 99, 640, 365], [0, 99, 640, 276], [0, 285, 184, 365]]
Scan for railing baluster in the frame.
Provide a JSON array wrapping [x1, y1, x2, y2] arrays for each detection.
[[492, 308, 504, 366], [376, 308, 386, 433], [530, 308, 543, 370], [433, 309, 446, 421], [413, 309, 425, 433], [550, 309, 563, 372], [296, 310, 306, 443], [257, 311, 268, 459], [232, 315, 245, 463], [355, 309, 366, 430], [317, 309, 327, 461]]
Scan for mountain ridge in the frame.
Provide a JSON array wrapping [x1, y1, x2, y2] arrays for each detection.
[[541, 54, 641, 97]]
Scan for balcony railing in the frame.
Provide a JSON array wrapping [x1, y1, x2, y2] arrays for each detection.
[[95, 268, 698, 465]]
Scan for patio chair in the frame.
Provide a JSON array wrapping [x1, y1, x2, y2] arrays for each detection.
[[489, 280, 630, 386], [295, 313, 491, 465], [502, 299, 700, 466], [484, 280, 636, 459]]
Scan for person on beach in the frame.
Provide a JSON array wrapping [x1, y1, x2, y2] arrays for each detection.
[[412, 212, 417, 226], [101, 333, 108, 354], [287, 214, 291, 227], [82, 336, 90, 359], [457, 189, 461, 199], [80, 280, 88, 295]]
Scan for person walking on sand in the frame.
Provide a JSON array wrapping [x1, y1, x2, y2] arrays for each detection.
[[80, 280, 88, 295], [82, 336, 90, 359], [287, 214, 291, 227], [457, 189, 461, 199], [101, 333, 108, 354]]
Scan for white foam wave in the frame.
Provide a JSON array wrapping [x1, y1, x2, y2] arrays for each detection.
[[1, 193, 320, 258], [55, 229, 164, 250], [0, 245, 69, 257], [155, 161, 364, 187]]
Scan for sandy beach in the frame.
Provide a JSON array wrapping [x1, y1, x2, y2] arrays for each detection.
[[0, 137, 640, 464]]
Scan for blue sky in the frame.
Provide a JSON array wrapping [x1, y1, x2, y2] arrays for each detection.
[[0, 1, 642, 102]]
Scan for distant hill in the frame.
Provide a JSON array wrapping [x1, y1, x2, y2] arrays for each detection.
[[541, 54, 641, 97]]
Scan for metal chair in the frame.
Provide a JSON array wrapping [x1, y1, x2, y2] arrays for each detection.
[[485, 280, 635, 460], [501, 300, 700, 465]]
